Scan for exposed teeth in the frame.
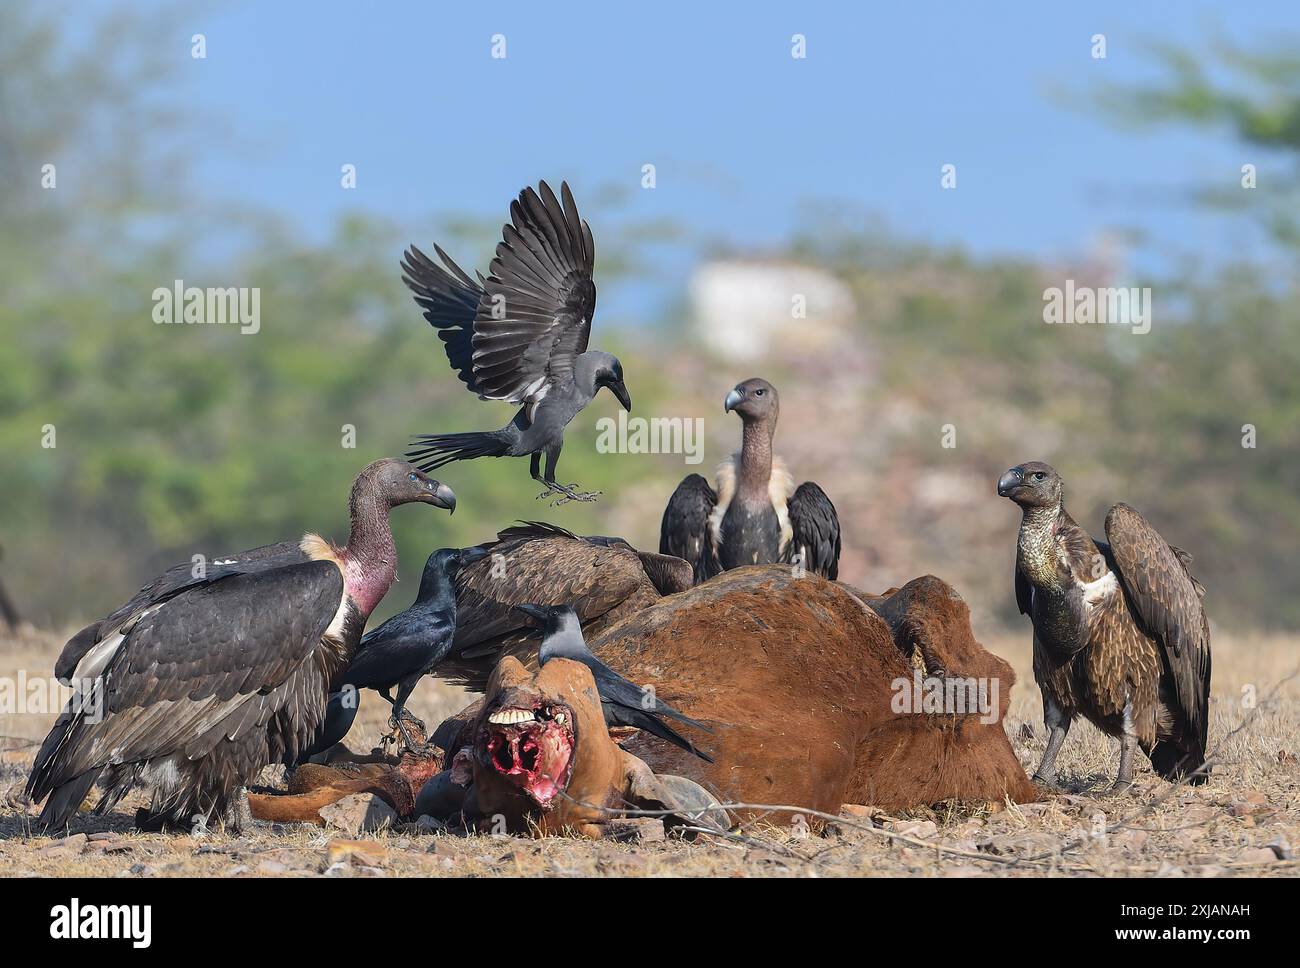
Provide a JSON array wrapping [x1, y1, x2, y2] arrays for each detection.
[[554, 712, 566, 725], [488, 708, 535, 725]]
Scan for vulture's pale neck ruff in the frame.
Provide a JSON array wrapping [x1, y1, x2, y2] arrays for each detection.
[[301, 487, 399, 619]]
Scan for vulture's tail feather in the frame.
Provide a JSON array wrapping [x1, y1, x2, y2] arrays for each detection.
[[406, 431, 510, 471], [1149, 741, 1209, 785], [36, 769, 102, 831]]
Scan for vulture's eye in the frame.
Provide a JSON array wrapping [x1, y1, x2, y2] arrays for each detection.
[[408, 472, 419, 482], [1032, 472, 1046, 481], [754, 388, 765, 396]]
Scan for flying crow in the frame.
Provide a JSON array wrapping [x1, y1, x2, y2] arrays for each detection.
[[401, 181, 631, 505], [660, 378, 841, 583], [306, 545, 488, 757], [27, 459, 456, 830], [998, 461, 1212, 790], [514, 603, 713, 762]]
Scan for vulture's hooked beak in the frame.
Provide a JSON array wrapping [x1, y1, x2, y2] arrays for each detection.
[[425, 481, 457, 513], [515, 603, 549, 623], [724, 388, 743, 413], [997, 468, 1024, 498], [610, 380, 632, 412]]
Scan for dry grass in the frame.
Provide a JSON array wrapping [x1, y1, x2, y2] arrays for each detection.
[[1, 626, 1296, 878]]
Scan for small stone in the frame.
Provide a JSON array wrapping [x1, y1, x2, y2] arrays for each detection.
[[1227, 800, 1276, 819], [1266, 838, 1292, 860], [224, 865, 249, 877], [37, 833, 87, 856], [325, 838, 390, 868], [840, 804, 877, 820], [1237, 847, 1278, 865], [887, 819, 938, 840], [257, 860, 288, 874], [319, 793, 398, 835]]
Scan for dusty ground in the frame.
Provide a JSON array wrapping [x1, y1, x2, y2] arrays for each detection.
[[0, 626, 1296, 878]]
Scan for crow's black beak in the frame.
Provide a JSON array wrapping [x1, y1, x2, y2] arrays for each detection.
[[997, 468, 1024, 497], [611, 380, 632, 413], [461, 545, 490, 566], [724, 388, 743, 413], [515, 603, 549, 622], [425, 481, 457, 513]]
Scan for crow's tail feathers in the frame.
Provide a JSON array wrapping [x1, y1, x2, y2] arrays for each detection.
[[633, 711, 715, 764], [406, 431, 510, 472], [652, 699, 715, 734]]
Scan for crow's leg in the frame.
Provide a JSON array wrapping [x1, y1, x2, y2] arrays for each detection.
[[531, 451, 555, 500], [541, 444, 600, 505], [1032, 693, 1071, 786], [388, 676, 424, 751]]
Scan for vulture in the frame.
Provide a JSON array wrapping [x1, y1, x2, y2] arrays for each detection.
[[433, 521, 691, 693], [515, 603, 714, 762], [400, 180, 632, 505], [299, 545, 486, 760], [27, 459, 456, 830], [998, 461, 1212, 790], [660, 377, 841, 583]]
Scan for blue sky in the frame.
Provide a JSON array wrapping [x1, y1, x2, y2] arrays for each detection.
[[98, 1, 1300, 316]]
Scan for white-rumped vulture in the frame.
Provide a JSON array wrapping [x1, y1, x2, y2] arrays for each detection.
[[998, 461, 1211, 789], [401, 180, 631, 505], [660, 378, 841, 583], [27, 459, 456, 830]]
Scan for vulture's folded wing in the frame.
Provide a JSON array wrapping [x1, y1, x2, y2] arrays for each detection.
[[1104, 503, 1211, 752], [443, 533, 650, 692], [29, 560, 344, 803], [1015, 565, 1033, 615], [55, 540, 308, 684], [659, 473, 719, 584], [400, 242, 485, 395], [785, 481, 842, 580], [470, 181, 596, 411]]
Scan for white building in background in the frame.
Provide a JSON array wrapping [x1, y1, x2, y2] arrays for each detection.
[[688, 258, 856, 360]]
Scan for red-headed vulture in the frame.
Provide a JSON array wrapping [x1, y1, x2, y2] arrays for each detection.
[[27, 459, 456, 830]]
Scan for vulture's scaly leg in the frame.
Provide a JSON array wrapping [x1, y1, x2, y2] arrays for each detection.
[[1032, 693, 1071, 785], [1111, 701, 1137, 793], [226, 787, 260, 833]]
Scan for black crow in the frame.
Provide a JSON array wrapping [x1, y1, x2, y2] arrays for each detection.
[[27, 460, 456, 831], [515, 603, 713, 762], [999, 461, 1211, 790], [320, 545, 488, 753], [661, 378, 841, 583], [401, 180, 631, 505]]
